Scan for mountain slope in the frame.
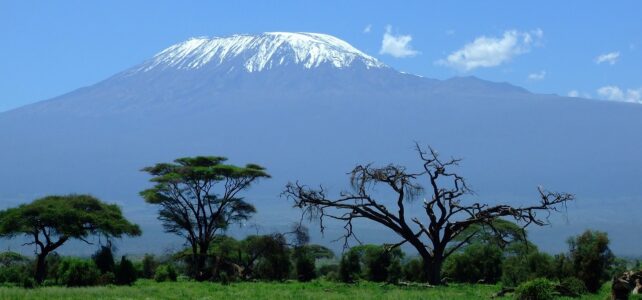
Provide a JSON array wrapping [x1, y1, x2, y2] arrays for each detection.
[[1, 32, 640, 255]]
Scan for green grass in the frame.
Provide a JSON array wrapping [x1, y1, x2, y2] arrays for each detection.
[[0, 279, 623, 300]]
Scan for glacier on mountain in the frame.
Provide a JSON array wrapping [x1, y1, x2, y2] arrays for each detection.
[[136, 32, 387, 73]]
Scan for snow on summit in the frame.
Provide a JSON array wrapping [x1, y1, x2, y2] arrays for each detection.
[[138, 32, 387, 73]]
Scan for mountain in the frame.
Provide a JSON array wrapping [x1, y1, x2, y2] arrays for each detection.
[[1, 32, 641, 255]]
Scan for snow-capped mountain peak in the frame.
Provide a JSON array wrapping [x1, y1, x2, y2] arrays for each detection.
[[136, 32, 387, 73]]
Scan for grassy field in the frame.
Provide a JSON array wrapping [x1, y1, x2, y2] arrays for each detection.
[[0, 279, 629, 300]]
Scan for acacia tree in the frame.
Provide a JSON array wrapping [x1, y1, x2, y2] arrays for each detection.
[[140, 156, 269, 281], [283, 145, 574, 285], [0, 195, 141, 284]]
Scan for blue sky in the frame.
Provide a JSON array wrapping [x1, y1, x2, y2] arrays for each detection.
[[1, 0, 641, 112]]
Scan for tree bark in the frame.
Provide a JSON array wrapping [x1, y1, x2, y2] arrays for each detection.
[[35, 252, 48, 284], [424, 257, 443, 285], [195, 242, 209, 281]]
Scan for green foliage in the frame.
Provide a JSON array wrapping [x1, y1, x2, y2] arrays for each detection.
[[0, 251, 31, 285], [141, 254, 158, 279], [386, 259, 403, 283], [0, 265, 30, 285], [551, 253, 574, 280], [254, 235, 291, 281], [339, 250, 361, 283], [0, 195, 140, 283], [92, 245, 115, 274], [609, 257, 629, 278], [454, 219, 527, 250], [559, 277, 588, 296], [344, 244, 404, 283], [115, 256, 137, 285], [402, 258, 425, 282], [443, 243, 503, 283], [57, 258, 100, 287], [317, 264, 339, 278], [21, 276, 36, 289], [96, 272, 116, 285], [293, 248, 316, 282], [0, 194, 141, 240], [514, 278, 555, 300], [154, 264, 177, 282], [501, 245, 554, 287], [44, 252, 62, 283], [567, 230, 614, 293], [302, 244, 334, 260], [140, 156, 269, 280], [0, 251, 29, 267]]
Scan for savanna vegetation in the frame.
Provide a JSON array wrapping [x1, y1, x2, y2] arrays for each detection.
[[1, 150, 641, 299]]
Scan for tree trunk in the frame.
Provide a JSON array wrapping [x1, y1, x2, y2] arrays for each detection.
[[190, 243, 200, 280], [195, 243, 209, 281], [34, 252, 48, 284], [424, 258, 443, 285]]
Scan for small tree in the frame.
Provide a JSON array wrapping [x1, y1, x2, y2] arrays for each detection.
[[115, 256, 137, 285], [294, 248, 316, 282], [284, 145, 573, 285], [254, 234, 291, 281], [141, 254, 158, 279], [0, 195, 141, 284], [339, 250, 361, 283], [92, 245, 115, 274], [568, 230, 614, 293], [141, 156, 269, 280]]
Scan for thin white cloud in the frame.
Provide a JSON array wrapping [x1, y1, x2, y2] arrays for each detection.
[[567, 90, 591, 98], [379, 25, 419, 58], [597, 86, 642, 103], [595, 52, 620, 65], [528, 70, 546, 81], [363, 24, 372, 34], [437, 29, 543, 71]]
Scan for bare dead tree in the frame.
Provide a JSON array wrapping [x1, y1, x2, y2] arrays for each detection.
[[283, 144, 574, 285]]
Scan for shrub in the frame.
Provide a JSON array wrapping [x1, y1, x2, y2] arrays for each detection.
[[58, 258, 100, 287], [97, 272, 115, 285], [0, 252, 29, 267], [45, 252, 62, 283], [294, 249, 316, 282], [559, 277, 588, 296], [551, 253, 574, 280], [502, 250, 554, 287], [514, 278, 555, 300], [114, 256, 137, 285], [21, 277, 35, 289], [0, 266, 30, 285], [92, 245, 115, 274], [155, 264, 177, 282], [317, 264, 339, 278], [443, 243, 503, 284], [253, 235, 291, 281], [387, 259, 403, 283], [141, 254, 157, 279], [361, 245, 403, 282], [0, 252, 31, 285], [339, 250, 361, 283], [403, 258, 425, 282]]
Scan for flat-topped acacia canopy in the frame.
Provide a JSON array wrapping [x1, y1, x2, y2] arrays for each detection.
[[0, 194, 141, 283]]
